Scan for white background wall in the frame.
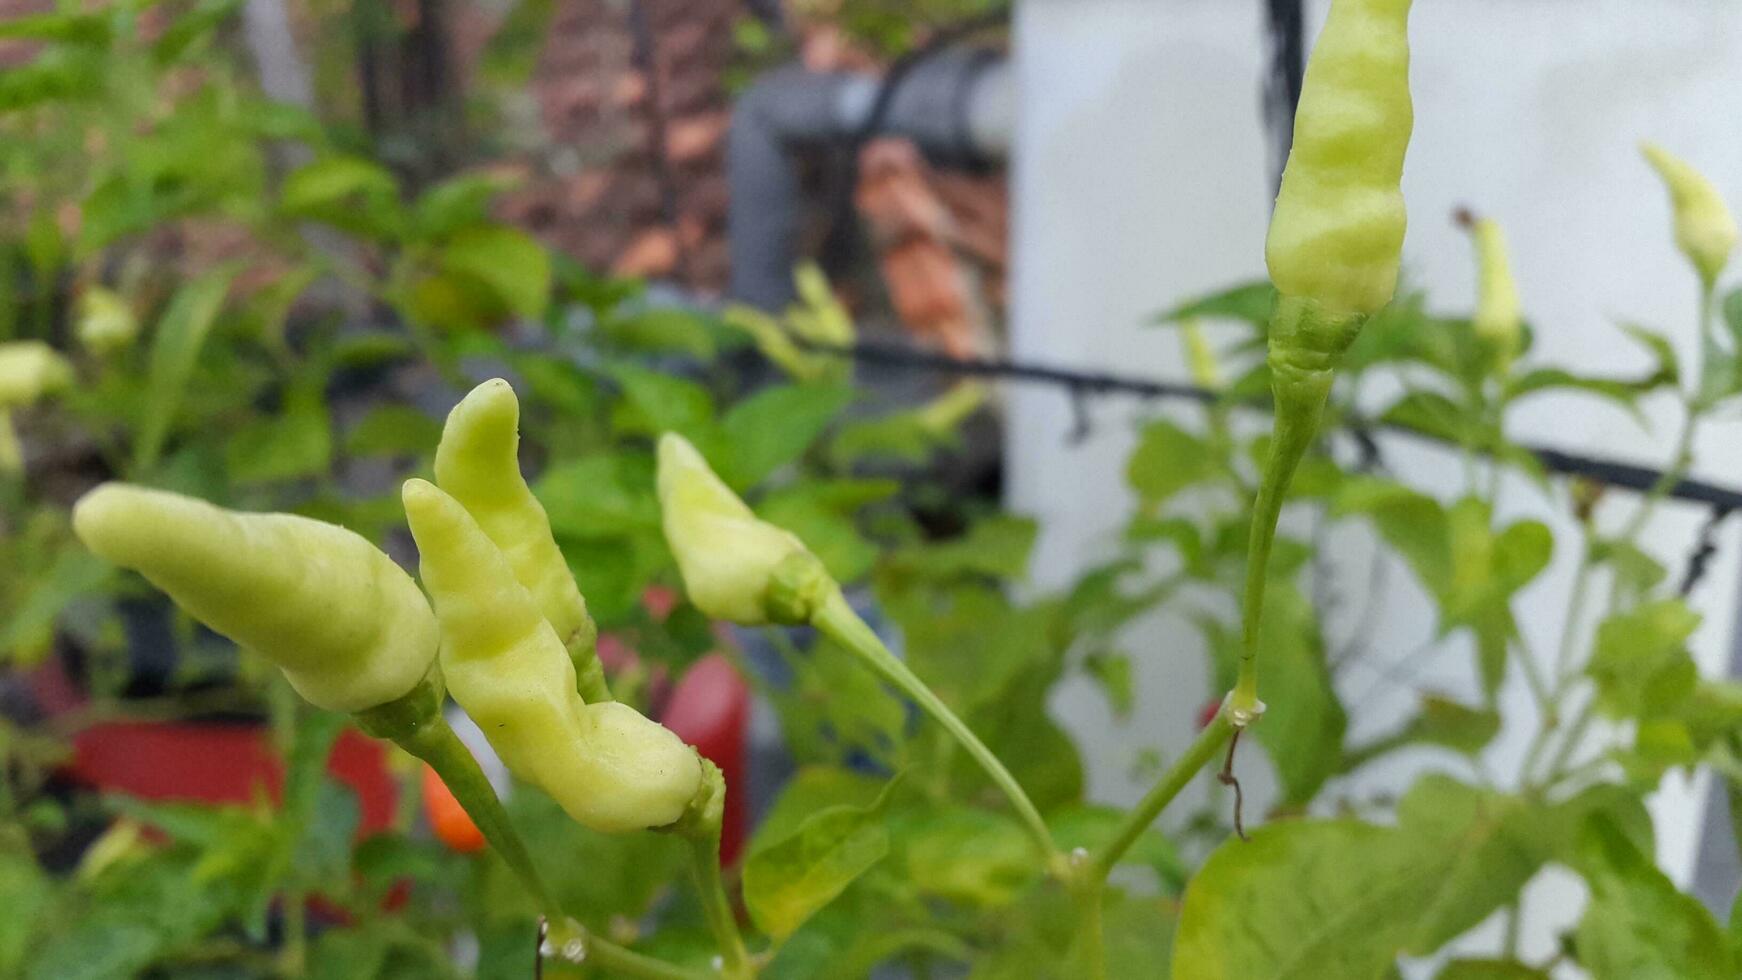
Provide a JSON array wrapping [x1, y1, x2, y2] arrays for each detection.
[[1007, 0, 1742, 970]]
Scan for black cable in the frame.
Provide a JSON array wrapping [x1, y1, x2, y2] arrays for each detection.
[[1680, 505, 1731, 596], [805, 337, 1742, 512], [1262, 0, 1307, 195]]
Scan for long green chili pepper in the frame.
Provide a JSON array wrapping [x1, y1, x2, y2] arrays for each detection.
[[72, 483, 440, 714], [434, 378, 608, 701], [1234, 0, 1415, 722], [403, 478, 703, 833]]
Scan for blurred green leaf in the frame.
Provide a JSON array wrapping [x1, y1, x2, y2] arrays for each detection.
[[225, 382, 332, 484], [1152, 282, 1276, 328], [132, 265, 235, 474], [1436, 961, 1549, 979], [715, 383, 853, 489], [743, 777, 899, 940], [608, 364, 715, 441], [438, 224, 550, 321], [345, 404, 442, 458], [1587, 600, 1701, 722], [601, 307, 720, 359], [1126, 418, 1218, 507], [1575, 816, 1734, 979]]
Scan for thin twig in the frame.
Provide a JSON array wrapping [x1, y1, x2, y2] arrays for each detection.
[[1218, 727, 1248, 842]]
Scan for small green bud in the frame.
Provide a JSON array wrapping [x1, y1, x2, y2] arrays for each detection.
[[77, 287, 140, 356], [0, 341, 73, 409], [1642, 142, 1736, 286], [655, 432, 827, 625]]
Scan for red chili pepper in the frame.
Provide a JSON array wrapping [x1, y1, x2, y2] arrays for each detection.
[[422, 763, 485, 853]]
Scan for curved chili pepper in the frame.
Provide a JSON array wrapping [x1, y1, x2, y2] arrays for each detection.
[[433, 378, 607, 701], [72, 484, 439, 713], [402, 478, 702, 833]]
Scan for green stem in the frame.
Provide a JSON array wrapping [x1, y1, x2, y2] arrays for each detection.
[[1549, 536, 1595, 692], [1618, 284, 1714, 544], [1087, 711, 1236, 882], [370, 702, 702, 980], [280, 886, 308, 976], [1070, 712, 1237, 980], [1538, 698, 1596, 788], [682, 773, 752, 980], [1232, 399, 1322, 718], [811, 589, 1063, 871], [391, 712, 560, 916], [1069, 874, 1106, 980]]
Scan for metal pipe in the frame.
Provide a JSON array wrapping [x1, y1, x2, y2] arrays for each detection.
[[726, 51, 1012, 310]]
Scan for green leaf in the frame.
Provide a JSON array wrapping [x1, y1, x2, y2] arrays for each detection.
[[1174, 820, 1408, 979], [438, 224, 551, 321], [0, 546, 108, 663], [224, 383, 332, 485], [608, 364, 715, 441], [132, 266, 235, 474], [536, 452, 660, 539], [1380, 390, 1495, 449], [1247, 587, 1344, 805], [758, 480, 887, 584], [1152, 282, 1276, 328], [601, 307, 720, 360], [1618, 321, 1680, 388], [894, 805, 1033, 907], [1173, 776, 1572, 979], [1402, 694, 1501, 755], [412, 173, 512, 240], [1575, 816, 1735, 979], [1436, 961, 1550, 980], [151, 0, 244, 64], [742, 777, 899, 940], [887, 515, 1037, 582], [715, 383, 853, 489], [1503, 367, 1646, 418], [281, 156, 398, 217], [0, 847, 52, 976], [1586, 600, 1701, 721], [0, 48, 103, 112], [1126, 418, 1218, 507], [344, 404, 441, 458]]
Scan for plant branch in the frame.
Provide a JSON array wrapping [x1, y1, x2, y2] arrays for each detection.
[[811, 589, 1063, 871], [1087, 711, 1237, 882]]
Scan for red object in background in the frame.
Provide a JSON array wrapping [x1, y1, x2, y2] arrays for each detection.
[[1195, 699, 1222, 732], [53, 635, 752, 865], [421, 763, 485, 853], [661, 653, 750, 864], [65, 721, 400, 835]]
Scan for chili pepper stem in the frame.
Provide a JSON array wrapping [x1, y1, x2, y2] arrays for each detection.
[[390, 713, 707, 980], [1086, 711, 1237, 882], [1070, 710, 1237, 976], [1231, 391, 1325, 721], [810, 589, 1065, 872], [388, 710, 561, 918], [1067, 866, 1106, 980], [675, 764, 753, 979]]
